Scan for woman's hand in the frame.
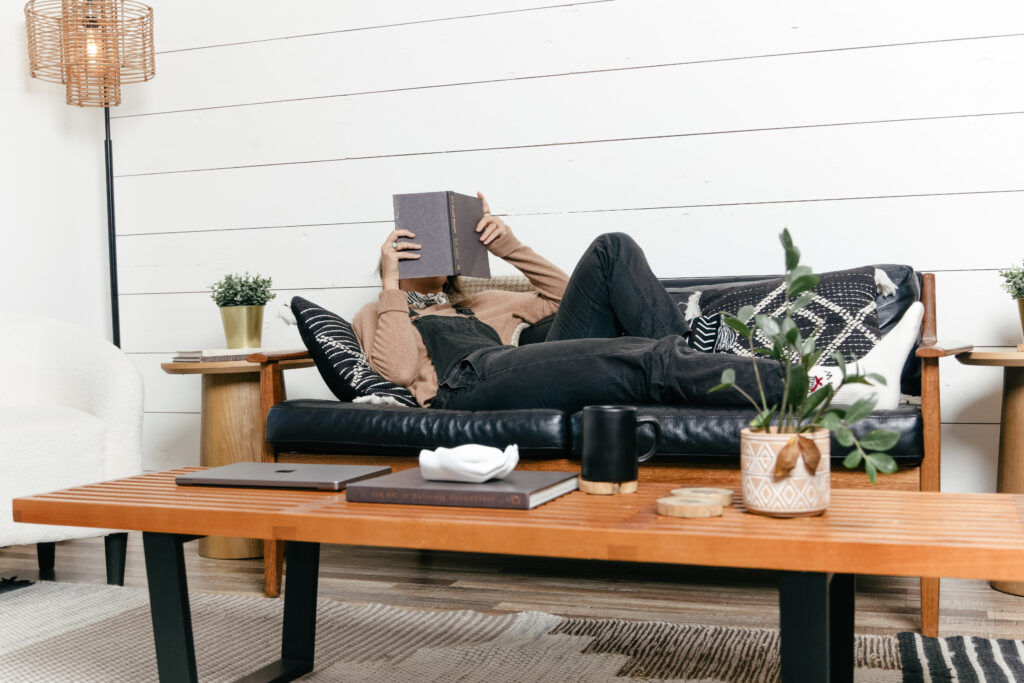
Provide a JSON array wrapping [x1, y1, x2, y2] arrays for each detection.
[[476, 191, 512, 248], [380, 229, 420, 290]]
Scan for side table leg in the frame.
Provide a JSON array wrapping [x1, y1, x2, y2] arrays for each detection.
[[779, 571, 855, 683], [142, 532, 199, 683]]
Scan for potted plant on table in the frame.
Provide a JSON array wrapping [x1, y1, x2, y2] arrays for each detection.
[[998, 261, 1024, 342], [210, 272, 276, 349], [709, 230, 899, 517]]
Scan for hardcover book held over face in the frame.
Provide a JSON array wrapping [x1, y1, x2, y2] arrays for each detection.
[[345, 468, 579, 510], [393, 191, 491, 279]]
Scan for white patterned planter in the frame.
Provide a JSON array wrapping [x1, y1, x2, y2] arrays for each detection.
[[740, 428, 830, 518]]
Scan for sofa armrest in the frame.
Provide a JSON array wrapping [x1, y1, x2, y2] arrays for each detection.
[[916, 341, 973, 358], [248, 350, 314, 462], [247, 350, 312, 363]]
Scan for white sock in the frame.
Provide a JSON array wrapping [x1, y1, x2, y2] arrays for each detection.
[[831, 302, 924, 410]]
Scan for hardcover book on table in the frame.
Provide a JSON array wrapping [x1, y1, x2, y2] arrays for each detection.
[[345, 468, 579, 510], [393, 191, 491, 279]]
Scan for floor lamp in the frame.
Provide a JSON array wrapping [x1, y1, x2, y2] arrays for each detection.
[[24, 0, 155, 347]]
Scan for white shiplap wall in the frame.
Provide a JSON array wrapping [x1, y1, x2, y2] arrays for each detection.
[[114, 0, 1024, 488]]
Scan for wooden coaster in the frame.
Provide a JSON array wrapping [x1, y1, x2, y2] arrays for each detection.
[[670, 487, 734, 506], [656, 496, 723, 518], [579, 479, 638, 495]]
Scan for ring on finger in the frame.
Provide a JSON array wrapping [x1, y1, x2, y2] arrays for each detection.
[[392, 241, 399, 249]]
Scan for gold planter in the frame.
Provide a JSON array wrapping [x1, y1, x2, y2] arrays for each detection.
[[1018, 299, 1024, 342], [219, 305, 264, 349], [740, 428, 830, 517]]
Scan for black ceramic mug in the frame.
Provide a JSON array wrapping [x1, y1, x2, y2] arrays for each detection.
[[581, 405, 661, 482]]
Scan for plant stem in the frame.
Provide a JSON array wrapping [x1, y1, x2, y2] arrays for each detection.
[[749, 332, 769, 412]]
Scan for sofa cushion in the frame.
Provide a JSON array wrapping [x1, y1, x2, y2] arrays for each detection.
[[664, 264, 922, 395], [290, 296, 417, 406], [267, 399, 569, 457], [681, 266, 882, 362], [569, 405, 924, 467]]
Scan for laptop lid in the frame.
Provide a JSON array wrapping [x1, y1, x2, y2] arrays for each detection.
[[175, 463, 392, 491]]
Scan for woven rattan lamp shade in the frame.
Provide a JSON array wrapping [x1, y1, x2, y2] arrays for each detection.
[[25, 0, 154, 107]]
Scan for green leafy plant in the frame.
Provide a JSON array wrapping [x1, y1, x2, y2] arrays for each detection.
[[708, 230, 899, 483], [999, 262, 1024, 299], [209, 272, 276, 307]]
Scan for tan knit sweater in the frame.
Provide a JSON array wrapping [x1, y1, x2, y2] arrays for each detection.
[[352, 230, 569, 406]]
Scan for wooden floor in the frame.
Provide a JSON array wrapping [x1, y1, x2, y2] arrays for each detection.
[[2, 533, 1024, 639]]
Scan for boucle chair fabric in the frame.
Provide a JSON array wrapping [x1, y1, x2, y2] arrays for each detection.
[[0, 315, 144, 547]]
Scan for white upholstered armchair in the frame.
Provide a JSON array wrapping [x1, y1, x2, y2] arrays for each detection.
[[0, 314, 143, 583]]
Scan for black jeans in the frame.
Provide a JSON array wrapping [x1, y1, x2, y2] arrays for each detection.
[[432, 233, 784, 413]]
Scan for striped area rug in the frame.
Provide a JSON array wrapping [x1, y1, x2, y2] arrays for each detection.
[[898, 633, 1024, 682], [0, 581, 1012, 682]]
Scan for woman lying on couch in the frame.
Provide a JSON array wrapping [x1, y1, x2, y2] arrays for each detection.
[[354, 193, 920, 414], [353, 192, 793, 413]]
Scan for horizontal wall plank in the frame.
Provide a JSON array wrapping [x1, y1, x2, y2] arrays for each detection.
[[940, 423, 1001, 494], [122, 0, 1024, 116], [148, 0, 597, 53], [114, 38, 1024, 177], [114, 116, 1024, 235], [933, 271, 1022, 348], [142, 412, 201, 470], [117, 193, 1024, 294]]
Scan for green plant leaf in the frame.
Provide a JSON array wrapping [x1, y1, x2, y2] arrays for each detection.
[[858, 430, 900, 452], [780, 229, 799, 270], [750, 406, 776, 429], [865, 373, 887, 386], [819, 411, 843, 431], [842, 450, 863, 469], [864, 458, 878, 484], [791, 291, 815, 311], [788, 274, 820, 298], [801, 383, 831, 418], [844, 396, 877, 424], [787, 367, 809, 408], [724, 316, 752, 339], [736, 305, 755, 324], [755, 315, 780, 337], [836, 427, 854, 447], [831, 352, 847, 378], [788, 265, 813, 282], [708, 368, 736, 394], [864, 452, 899, 474]]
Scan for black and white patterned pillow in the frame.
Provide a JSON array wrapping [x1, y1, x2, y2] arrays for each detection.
[[690, 266, 881, 361], [290, 296, 418, 406]]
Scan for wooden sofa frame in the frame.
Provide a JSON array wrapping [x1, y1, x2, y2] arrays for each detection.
[[250, 272, 969, 637]]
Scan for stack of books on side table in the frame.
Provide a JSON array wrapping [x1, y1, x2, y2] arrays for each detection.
[[172, 346, 306, 363]]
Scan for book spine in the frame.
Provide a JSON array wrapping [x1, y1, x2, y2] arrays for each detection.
[[346, 485, 528, 509], [447, 191, 461, 275]]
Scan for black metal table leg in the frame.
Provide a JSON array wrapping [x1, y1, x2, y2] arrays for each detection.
[[142, 532, 199, 683], [237, 541, 321, 683], [779, 571, 855, 683]]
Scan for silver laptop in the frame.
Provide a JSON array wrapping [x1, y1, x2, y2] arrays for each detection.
[[175, 463, 392, 491]]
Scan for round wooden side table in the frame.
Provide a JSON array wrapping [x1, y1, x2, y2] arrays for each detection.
[[161, 360, 276, 560], [956, 347, 1024, 595]]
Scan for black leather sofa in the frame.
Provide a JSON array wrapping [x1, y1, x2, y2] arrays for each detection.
[[265, 265, 924, 471], [254, 264, 964, 637]]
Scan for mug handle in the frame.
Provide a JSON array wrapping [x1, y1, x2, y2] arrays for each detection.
[[636, 416, 661, 463]]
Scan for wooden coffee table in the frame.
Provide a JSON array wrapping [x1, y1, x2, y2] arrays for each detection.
[[14, 469, 1024, 682]]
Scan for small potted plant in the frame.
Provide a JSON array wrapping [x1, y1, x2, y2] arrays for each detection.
[[709, 230, 899, 517], [209, 272, 276, 348], [998, 261, 1024, 341]]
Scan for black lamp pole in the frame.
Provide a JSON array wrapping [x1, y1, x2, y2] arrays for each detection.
[[104, 106, 120, 348]]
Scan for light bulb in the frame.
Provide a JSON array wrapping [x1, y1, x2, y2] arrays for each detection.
[[86, 38, 99, 57]]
